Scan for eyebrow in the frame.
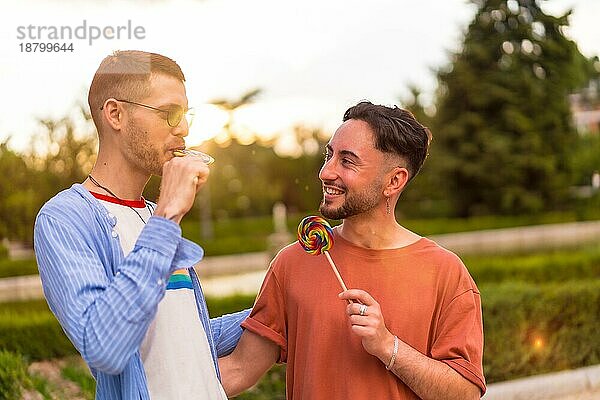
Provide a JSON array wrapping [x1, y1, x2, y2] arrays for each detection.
[[326, 144, 360, 160]]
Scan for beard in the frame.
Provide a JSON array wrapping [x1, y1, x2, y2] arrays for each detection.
[[122, 123, 164, 176], [319, 180, 384, 220]]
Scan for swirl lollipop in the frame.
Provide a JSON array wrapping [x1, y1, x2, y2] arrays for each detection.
[[298, 216, 351, 303], [298, 216, 333, 255]]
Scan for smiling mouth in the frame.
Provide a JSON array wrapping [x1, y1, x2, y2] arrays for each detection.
[[323, 186, 345, 196]]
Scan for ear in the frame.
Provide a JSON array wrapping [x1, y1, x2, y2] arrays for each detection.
[[101, 99, 125, 131], [384, 166, 410, 197]]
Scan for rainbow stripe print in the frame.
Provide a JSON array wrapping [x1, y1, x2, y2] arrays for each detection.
[[167, 269, 193, 290]]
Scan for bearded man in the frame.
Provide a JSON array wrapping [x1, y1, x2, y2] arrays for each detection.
[[34, 50, 248, 399], [219, 101, 486, 400]]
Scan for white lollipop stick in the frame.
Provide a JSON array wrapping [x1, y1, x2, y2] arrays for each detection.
[[324, 251, 352, 305]]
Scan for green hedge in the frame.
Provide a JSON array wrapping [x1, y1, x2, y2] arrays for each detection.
[[182, 215, 273, 256], [402, 212, 600, 236], [0, 350, 30, 400], [481, 280, 600, 383], [0, 299, 50, 313], [198, 236, 269, 258], [207, 294, 255, 317], [0, 258, 38, 278], [466, 246, 600, 284], [0, 243, 8, 260], [0, 311, 76, 361]]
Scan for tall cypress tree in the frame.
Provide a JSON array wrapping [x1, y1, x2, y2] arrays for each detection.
[[434, 0, 594, 216]]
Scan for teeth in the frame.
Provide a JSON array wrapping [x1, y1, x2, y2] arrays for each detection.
[[325, 187, 344, 195]]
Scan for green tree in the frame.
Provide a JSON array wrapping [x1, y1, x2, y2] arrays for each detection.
[[0, 141, 39, 242], [29, 110, 97, 195], [0, 106, 96, 243], [434, 0, 595, 216], [402, 85, 434, 130], [399, 86, 454, 218]]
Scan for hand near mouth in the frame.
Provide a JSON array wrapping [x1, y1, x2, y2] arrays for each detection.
[[172, 148, 215, 165]]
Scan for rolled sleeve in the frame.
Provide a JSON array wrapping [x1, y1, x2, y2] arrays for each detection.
[[210, 309, 251, 357], [431, 289, 486, 395], [239, 267, 288, 362], [142, 216, 204, 273]]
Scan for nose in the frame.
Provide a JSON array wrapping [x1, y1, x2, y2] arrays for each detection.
[[172, 118, 189, 138], [318, 156, 337, 182]]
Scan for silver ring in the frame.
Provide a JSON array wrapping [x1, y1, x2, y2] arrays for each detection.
[[359, 304, 368, 316]]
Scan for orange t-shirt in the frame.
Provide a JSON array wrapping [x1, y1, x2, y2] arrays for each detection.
[[242, 232, 486, 399]]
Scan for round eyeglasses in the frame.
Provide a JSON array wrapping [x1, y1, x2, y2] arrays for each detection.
[[101, 99, 194, 127]]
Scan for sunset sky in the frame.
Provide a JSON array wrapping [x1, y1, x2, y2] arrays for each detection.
[[1, 0, 598, 154]]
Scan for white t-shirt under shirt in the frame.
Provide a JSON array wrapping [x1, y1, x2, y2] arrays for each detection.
[[92, 192, 227, 400]]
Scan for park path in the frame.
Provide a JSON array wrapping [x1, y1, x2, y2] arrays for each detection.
[[482, 364, 600, 400]]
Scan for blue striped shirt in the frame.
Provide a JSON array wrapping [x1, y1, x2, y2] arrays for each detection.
[[34, 184, 249, 399]]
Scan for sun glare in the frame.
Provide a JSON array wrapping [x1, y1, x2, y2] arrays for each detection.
[[233, 105, 281, 142], [186, 104, 229, 147]]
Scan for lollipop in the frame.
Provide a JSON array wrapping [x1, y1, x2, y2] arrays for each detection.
[[298, 216, 351, 303], [298, 216, 333, 255]]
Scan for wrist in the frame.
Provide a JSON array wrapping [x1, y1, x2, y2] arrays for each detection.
[[153, 205, 183, 224], [376, 332, 396, 364], [377, 333, 398, 370], [385, 335, 399, 370]]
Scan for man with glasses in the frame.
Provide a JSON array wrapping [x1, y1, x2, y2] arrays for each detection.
[[34, 50, 247, 399], [101, 98, 194, 129]]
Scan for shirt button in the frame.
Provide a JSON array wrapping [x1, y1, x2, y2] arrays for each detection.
[[157, 278, 164, 285], [111, 230, 118, 238]]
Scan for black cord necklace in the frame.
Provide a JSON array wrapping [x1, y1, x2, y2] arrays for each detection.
[[88, 174, 154, 224]]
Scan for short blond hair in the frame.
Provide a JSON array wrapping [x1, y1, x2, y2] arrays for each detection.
[[88, 50, 185, 130]]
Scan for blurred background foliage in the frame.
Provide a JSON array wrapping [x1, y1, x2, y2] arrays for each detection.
[[0, 0, 599, 246]]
